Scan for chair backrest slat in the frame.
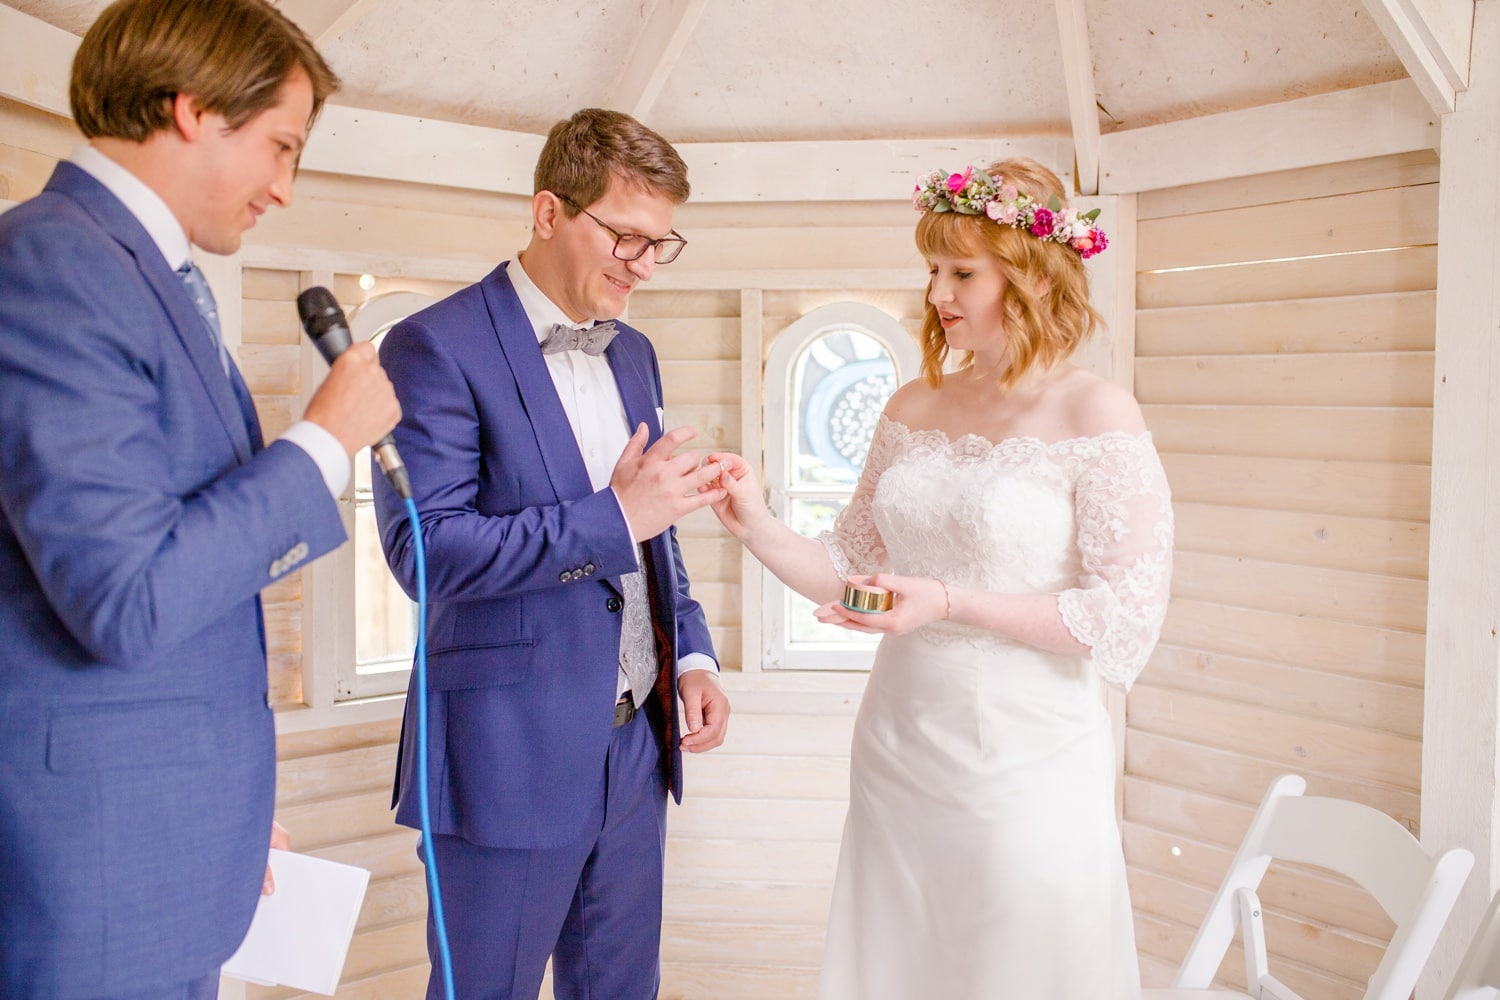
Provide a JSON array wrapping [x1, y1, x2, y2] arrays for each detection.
[[1171, 774, 1474, 1000]]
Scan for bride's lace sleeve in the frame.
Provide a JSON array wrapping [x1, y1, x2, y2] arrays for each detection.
[[1057, 435, 1174, 692], [816, 416, 901, 580]]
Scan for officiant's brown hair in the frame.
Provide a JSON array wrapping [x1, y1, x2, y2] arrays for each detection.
[[915, 157, 1103, 389], [70, 0, 340, 143]]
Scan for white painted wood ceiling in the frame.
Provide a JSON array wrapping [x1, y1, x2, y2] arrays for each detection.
[[3, 0, 1469, 199], [4, 0, 1407, 139]]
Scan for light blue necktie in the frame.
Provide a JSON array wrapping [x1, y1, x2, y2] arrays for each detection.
[[177, 261, 231, 375]]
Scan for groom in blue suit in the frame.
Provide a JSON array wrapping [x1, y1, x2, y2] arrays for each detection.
[[374, 108, 732, 999], [0, 1, 400, 996]]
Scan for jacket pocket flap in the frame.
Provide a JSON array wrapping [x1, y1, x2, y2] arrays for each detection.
[[425, 648, 534, 691]]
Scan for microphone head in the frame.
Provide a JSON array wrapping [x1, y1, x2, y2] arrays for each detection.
[[297, 286, 353, 363]]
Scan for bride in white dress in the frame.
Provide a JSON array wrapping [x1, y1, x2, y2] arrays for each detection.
[[709, 158, 1173, 998]]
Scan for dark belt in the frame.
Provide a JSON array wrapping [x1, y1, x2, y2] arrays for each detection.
[[613, 695, 638, 728]]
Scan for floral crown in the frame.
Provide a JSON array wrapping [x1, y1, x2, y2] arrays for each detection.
[[912, 166, 1108, 259]]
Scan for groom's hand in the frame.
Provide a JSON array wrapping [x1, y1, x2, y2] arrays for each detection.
[[678, 670, 730, 752], [611, 424, 727, 541]]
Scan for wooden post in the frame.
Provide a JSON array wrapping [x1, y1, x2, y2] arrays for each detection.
[[295, 269, 347, 714], [739, 288, 764, 672], [1072, 193, 1137, 821], [1420, 0, 1500, 994]]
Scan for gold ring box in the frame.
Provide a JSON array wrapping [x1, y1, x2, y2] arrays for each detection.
[[841, 582, 893, 614]]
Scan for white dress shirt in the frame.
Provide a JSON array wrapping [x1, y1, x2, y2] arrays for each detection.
[[508, 257, 713, 692], [68, 145, 348, 500]]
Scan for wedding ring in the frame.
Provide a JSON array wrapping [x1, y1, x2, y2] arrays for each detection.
[[841, 582, 893, 614]]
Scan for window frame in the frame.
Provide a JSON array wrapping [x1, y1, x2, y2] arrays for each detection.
[[759, 302, 921, 670], [329, 291, 439, 701]]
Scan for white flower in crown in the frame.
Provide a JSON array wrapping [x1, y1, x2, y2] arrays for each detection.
[[913, 166, 1109, 258]]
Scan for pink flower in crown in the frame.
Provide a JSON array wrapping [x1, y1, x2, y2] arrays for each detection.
[[984, 201, 1005, 222], [1079, 229, 1109, 258], [1072, 235, 1094, 254], [947, 167, 974, 194], [998, 204, 1021, 224], [1029, 207, 1055, 237], [1000, 182, 1019, 203]]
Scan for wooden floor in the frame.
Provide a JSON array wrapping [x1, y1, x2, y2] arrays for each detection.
[[250, 669, 866, 1000]]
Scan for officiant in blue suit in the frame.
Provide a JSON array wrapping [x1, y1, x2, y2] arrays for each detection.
[[0, 1, 400, 996], [373, 108, 732, 1000]]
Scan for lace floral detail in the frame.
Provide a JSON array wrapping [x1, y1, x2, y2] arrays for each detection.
[[822, 415, 1172, 692], [817, 415, 902, 579], [1054, 436, 1173, 691]]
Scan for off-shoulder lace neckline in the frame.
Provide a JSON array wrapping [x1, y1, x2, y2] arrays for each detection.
[[879, 414, 1153, 453]]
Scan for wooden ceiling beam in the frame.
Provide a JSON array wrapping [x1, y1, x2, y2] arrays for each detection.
[[0, 5, 77, 119], [299, 103, 1074, 202], [612, 0, 711, 122], [274, 0, 380, 45], [1054, 0, 1101, 195], [1362, 0, 1474, 114], [1098, 80, 1438, 194]]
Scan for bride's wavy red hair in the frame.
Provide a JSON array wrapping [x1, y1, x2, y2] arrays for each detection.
[[914, 157, 1103, 388]]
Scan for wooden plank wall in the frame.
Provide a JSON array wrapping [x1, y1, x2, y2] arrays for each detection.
[[251, 719, 428, 999], [1127, 151, 1439, 995]]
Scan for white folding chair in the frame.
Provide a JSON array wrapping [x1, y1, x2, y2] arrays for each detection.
[[1145, 774, 1474, 1000], [1446, 889, 1500, 999]]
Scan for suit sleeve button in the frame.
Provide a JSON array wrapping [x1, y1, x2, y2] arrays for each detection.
[[559, 571, 571, 583], [606, 597, 623, 613], [584, 563, 595, 575]]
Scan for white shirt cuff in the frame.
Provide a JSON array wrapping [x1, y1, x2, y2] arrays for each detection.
[[608, 487, 643, 569], [677, 653, 718, 677], [279, 420, 350, 500]]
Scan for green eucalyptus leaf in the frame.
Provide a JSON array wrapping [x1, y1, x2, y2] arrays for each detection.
[[1047, 195, 1062, 212]]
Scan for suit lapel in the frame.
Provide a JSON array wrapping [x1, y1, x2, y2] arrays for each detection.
[[48, 164, 253, 464], [479, 263, 593, 501], [606, 331, 677, 600], [606, 333, 659, 446]]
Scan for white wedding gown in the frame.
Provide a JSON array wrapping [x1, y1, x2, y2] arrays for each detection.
[[816, 416, 1173, 1000]]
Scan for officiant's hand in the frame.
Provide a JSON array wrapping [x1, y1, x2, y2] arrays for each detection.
[[813, 574, 949, 636], [263, 820, 290, 895]]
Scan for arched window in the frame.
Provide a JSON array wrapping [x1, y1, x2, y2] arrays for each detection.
[[761, 303, 920, 670], [338, 291, 436, 700]]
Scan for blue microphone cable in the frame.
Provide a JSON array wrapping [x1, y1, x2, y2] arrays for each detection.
[[404, 495, 456, 1000]]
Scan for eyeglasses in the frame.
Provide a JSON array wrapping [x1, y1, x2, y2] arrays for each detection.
[[558, 195, 687, 264]]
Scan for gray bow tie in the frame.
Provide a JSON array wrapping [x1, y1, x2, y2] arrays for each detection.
[[539, 321, 618, 356]]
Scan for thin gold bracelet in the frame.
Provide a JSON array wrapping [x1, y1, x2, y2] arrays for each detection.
[[938, 579, 952, 620]]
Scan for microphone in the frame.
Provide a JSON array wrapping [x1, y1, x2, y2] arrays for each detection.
[[296, 286, 412, 500]]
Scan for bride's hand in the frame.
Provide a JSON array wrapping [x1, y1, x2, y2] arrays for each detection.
[[704, 451, 772, 540], [813, 573, 950, 636]]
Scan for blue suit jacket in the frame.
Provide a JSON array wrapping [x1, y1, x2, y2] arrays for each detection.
[[374, 262, 716, 850], [0, 163, 346, 997]]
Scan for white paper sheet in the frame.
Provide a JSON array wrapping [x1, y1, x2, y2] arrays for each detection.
[[222, 849, 370, 996]]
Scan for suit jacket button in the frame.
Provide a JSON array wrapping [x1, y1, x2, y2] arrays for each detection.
[[606, 597, 623, 613], [559, 571, 571, 583], [584, 563, 595, 575]]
